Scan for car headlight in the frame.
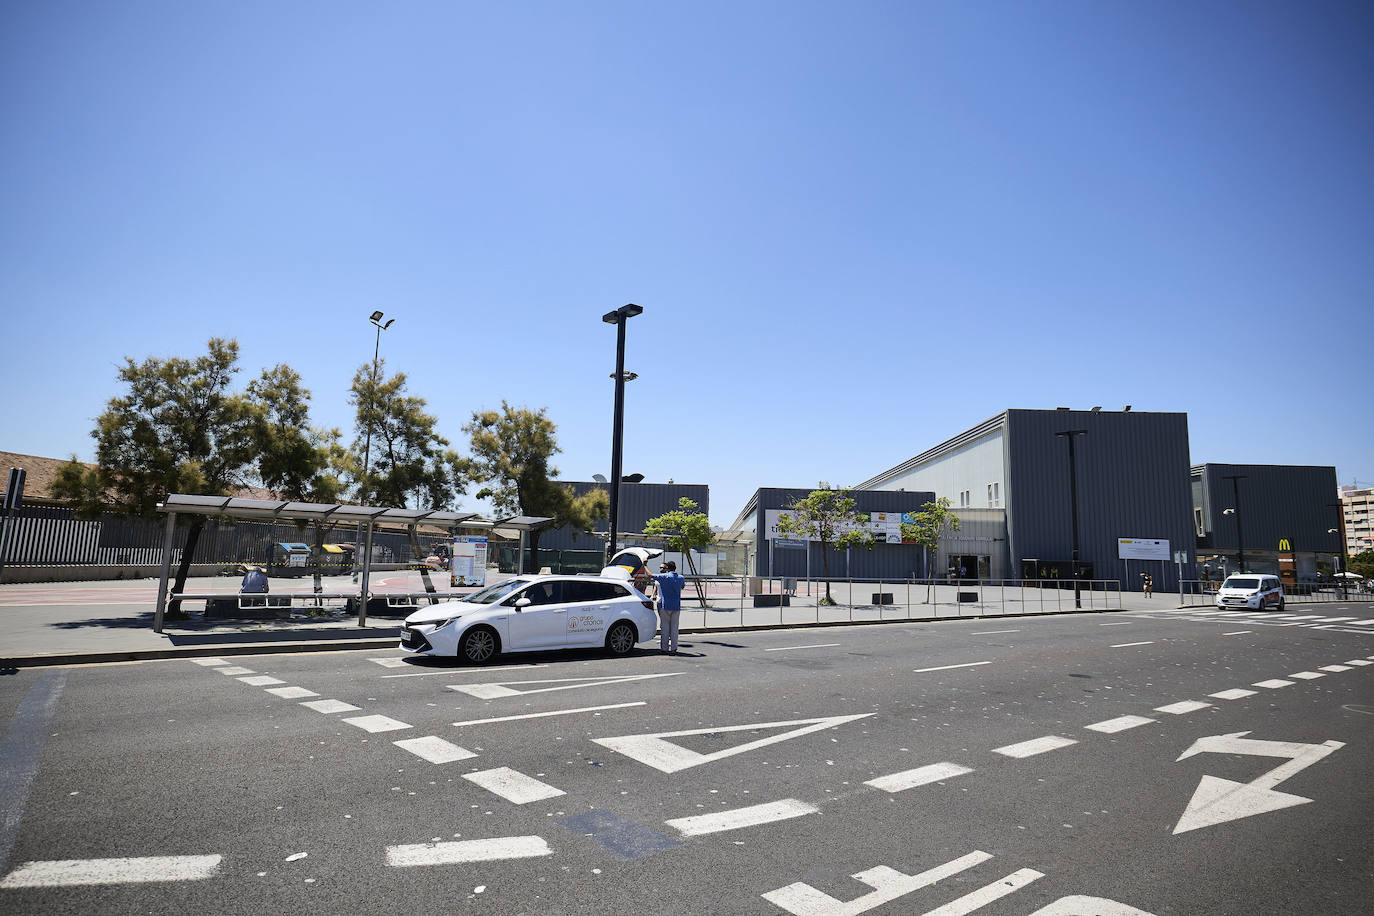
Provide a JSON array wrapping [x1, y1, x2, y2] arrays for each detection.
[[435, 615, 464, 629]]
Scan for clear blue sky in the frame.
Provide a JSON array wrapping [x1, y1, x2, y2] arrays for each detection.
[[2, 1, 1370, 525]]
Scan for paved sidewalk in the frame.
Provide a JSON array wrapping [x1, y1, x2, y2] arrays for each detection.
[[0, 574, 1206, 668]]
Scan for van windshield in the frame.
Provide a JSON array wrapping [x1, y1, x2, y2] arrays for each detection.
[[1222, 577, 1260, 590]]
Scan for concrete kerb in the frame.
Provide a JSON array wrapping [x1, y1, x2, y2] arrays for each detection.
[[0, 604, 1155, 669]]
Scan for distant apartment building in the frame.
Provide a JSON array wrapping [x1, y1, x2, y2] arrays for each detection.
[[1340, 485, 1374, 557]]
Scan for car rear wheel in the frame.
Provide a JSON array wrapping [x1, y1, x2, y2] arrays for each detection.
[[459, 626, 499, 664], [1277, 597, 1285, 612], [604, 621, 637, 657]]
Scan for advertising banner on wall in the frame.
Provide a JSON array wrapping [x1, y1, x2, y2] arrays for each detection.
[[1117, 537, 1170, 561], [450, 535, 489, 587], [764, 509, 917, 545]]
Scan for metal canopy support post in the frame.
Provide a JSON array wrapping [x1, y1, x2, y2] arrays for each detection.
[[153, 510, 177, 633], [358, 520, 376, 627], [518, 530, 528, 574]]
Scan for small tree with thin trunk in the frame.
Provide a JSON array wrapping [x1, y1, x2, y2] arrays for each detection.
[[775, 486, 874, 606], [901, 497, 961, 603], [643, 497, 715, 607]]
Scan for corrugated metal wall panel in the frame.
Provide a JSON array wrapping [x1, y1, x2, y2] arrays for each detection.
[[1005, 409, 1195, 591], [1197, 464, 1341, 555]]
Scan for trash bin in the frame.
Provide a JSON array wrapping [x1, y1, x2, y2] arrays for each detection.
[[268, 542, 311, 578], [313, 543, 352, 575]]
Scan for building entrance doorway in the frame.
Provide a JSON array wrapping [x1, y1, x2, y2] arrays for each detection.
[[950, 554, 990, 582]]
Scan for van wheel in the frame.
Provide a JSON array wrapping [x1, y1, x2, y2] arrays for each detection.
[[604, 621, 637, 657], [459, 626, 499, 664], [1277, 597, 1285, 612]]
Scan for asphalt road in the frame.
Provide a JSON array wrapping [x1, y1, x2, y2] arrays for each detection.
[[2, 605, 1372, 915]]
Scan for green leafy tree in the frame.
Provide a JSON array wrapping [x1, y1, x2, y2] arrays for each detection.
[[1349, 550, 1374, 580], [900, 496, 961, 602], [643, 497, 715, 606], [463, 401, 608, 570], [348, 360, 467, 593], [247, 364, 348, 595], [50, 338, 259, 617], [775, 485, 874, 605]]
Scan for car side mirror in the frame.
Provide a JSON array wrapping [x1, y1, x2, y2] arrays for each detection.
[[514, 597, 532, 609]]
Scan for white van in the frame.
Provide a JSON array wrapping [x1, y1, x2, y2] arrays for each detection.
[[1215, 574, 1285, 611]]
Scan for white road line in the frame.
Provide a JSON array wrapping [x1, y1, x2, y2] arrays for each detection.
[[1222, 631, 1253, 636], [237, 675, 285, 687], [970, 629, 1020, 635], [300, 699, 361, 714], [922, 867, 1044, 915], [1285, 615, 1323, 620], [453, 702, 644, 728], [1313, 617, 1356, 622], [1347, 659, 1373, 666], [1254, 679, 1295, 689], [866, 762, 973, 793], [764, 643, 841, 652], [594, 714, 872, 774], [462, 767, 565, 804], [0, 855, 222, 887], [993, 736, 1077, 758], [449, 672, 681, 699], [265, 686, 318, 699], [386, 836, 551, 867], [1154, 700, 1212, 715], [393, 736, 477, 764], [1109, 641, 1154, 648], [1098, 622, 1133, 626], [383, 663, 548, 679], [342, 714, 412, 733], [1319, 665, 1353, 673], [1290, 671, 1325, 680], [369, 657, 409, 667], [913, 661, 990, 673], [1210, 688, 1258, 700], [666, 799, 817, 837], [763, 850, 992, 915], [1348, 620, 1374, 625], [216, 666, 254, 676], [189, 658, 228, 666], [1084, 715, 1155, 734]]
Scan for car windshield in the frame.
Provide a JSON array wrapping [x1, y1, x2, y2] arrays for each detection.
[[464, 578, 531, 605], [1223, 577, 1260, 590]]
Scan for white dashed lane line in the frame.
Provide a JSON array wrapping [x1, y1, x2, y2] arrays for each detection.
[[1222, 631, 1253, 636], [342, 714, 411, 733], [1210, 688, 1257, 700], [1290, 671, 1325, 680], [764, 643, 841, 652], [300, 699, 360, 714], [393, 736, 477, 764], [913, 661, 991, 673], [452, 701, 646, 728], [462, 767, 565, 804], [237, 676, 284, 687], [190, 658, 228, 667], [1084, 715, 1155, 734], [1348, 659, 1373, 666], [1109, 641, 1154, 648], [1254, 678, 1295, 688], [1154, 701, 1211, 715], [665, 799, 818, 837], [0, 855, 222, 888], [385, 836, 551, 867], [866, 762, 974, 793], [970, 630, 1020, 635], [993, 736, 1077, 758], [265, 686, 318, 699], [215, 666, 254, 676], [1319, 664, 1353, 672], [1099, 621, 1133, 626]]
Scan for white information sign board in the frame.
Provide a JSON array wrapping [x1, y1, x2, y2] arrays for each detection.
[[450, 535, 488, 587], [1117, 537, 1170, 561]]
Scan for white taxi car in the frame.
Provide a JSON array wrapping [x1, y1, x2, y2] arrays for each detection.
[[1214, 574, 1285, 611], [400, 550, 660, 663]]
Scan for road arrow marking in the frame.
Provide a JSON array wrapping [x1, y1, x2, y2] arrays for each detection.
[[594, 713, 872, 773], [1172, 731, 1344, 834]]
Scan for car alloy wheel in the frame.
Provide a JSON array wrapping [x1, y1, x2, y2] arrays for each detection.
[[604, 621, 636, 656], [460, 627, 497, 664]]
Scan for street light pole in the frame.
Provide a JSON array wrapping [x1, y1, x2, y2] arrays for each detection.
[[602, 303, 643, 561], [354, 310, 394, 581], [1055, 429, 1088, 609], [1223, 474, 1247, 573]]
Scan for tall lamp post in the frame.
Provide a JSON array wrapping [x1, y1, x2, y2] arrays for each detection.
[[1055, 429, 1087, 609], [353, 310, 394, 580], [1222, 474, 1247, 573], [602, 303, 643, 561]]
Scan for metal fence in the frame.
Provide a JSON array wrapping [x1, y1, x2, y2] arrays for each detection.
[[665, 576, 1123, 630], [1178, 579, 1374, 607]]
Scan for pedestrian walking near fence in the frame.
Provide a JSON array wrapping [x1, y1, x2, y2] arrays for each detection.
[[1140, 572, 1153, 597], [652, 561, 686, 655]]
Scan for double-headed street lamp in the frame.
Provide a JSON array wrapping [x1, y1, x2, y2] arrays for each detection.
[[1055, 429, 1087, 608], [353, 310, 394, 580], [602, 304, 643, 560], [1222, 474, 1247, 573]]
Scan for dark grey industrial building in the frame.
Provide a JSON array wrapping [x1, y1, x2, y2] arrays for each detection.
[[1191, 463, 1343, 580], [854, 409, 1198, 591], [727, 487, 937, 580]]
